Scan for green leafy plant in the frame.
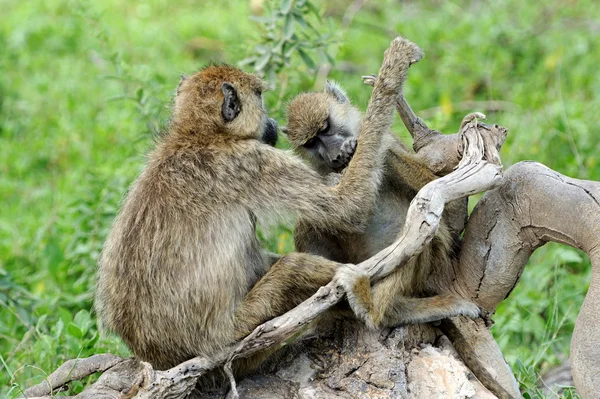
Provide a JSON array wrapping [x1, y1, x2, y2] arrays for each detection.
[[240, 0, 336, 82]]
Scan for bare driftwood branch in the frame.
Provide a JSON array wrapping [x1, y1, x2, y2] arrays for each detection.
[[440, 316, 521, 398], [22, 354, 123, 398], [21, 114, 505, 399], [354, 115, 504, 284], [452, 161, 600, 398]]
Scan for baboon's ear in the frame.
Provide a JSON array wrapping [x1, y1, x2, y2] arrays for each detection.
[[325, 80, 349, 103], [176, 74, 189, 95], [221, 82, 241, 122]]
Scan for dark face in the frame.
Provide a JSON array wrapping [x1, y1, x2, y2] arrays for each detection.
[[286, 81, 363, 174], [302, 117, 357, 172]]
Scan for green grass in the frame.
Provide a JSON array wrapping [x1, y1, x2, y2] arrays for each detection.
[[1, 0, 598, 397]]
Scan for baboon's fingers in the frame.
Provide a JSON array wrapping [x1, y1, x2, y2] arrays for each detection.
[[334, 264, 372, 323], [386, 36, 424, 66], [361, 74, 378, 87], [376, 37, 424, 94]]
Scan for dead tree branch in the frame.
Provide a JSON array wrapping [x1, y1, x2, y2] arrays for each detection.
[[453, 161, 600, 398], [22, 354, 123, 398]]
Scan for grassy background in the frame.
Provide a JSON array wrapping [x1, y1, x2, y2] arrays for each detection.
[[1, 0, 598, 397]]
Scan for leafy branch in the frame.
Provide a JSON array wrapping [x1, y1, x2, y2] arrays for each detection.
[[240, 0, 336, 83]]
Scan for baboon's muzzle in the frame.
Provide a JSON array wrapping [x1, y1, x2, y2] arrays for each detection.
[[261, 118, 278, 147]]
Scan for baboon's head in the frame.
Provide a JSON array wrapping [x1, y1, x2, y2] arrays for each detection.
[[285, 81, 362, 174], [174, 64, 278, 146]]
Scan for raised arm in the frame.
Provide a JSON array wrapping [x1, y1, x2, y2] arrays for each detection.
[[251, 37, 425, 231]]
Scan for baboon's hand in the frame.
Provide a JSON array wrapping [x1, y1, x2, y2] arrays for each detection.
[[341, 137, 357, 159], [455, 299, 483, 319], [361, 74, 378, 87], [334, 264, 371, 323], [376, 37, 424, 93], [324, 172, 342, 187]]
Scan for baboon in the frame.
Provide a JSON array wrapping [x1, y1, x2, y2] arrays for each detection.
[[285, 81, 481, 328], [95, 38, 422, 379]]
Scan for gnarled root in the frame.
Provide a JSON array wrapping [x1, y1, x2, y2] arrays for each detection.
[[454, 161, 600, 398]]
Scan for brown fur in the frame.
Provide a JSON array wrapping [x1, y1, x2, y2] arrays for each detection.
[[286, 78, 479, 329], [96, 39, 410, 384]]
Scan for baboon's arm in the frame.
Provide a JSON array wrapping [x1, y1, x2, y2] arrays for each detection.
[[383, 133, 469, 237], [233, 252, 340, 340], [383, 133, 440, 192], [251, 38, 425, 232]]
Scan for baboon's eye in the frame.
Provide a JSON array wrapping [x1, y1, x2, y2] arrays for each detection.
[[254, 88, 262, 97], [304, 137, 318, 148], [318, 118, 330, 134]]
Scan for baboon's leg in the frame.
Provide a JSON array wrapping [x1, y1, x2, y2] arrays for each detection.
[[234, 252, 340, 339], [369, 292, 480, 328], [231, 252, 340, 375], [449, 161, 600, 398], [340, 268, 479, 328]]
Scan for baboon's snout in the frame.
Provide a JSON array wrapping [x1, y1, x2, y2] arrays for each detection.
[[330, 138, 357, 171], [261, 117, 278, 147]]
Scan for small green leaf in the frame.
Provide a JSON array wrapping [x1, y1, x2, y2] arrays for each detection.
[[238, 56, 257, 67], [305, 1, 321, 21], [324, 50, 335, 65], [72, 309, 92, 336], [87, 331, 100, 348], [293, 13, 308, 29], [283, 13, 295, 40], [284, 42, 299, 58], [297, 48, 315, 69], [53, 318, 64, 339], [35, 314, 48, 330], [67, 323, 83, 338], [58, 307, 73, 324], [556, 248, 584, 264], [280, 0, 293, 14], [254, 51, 271, 72], [256, 45, 269, 54]]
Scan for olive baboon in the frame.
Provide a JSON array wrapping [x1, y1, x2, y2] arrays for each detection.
[[95, 38, 423, 378], [285, 81, 481, 328]]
